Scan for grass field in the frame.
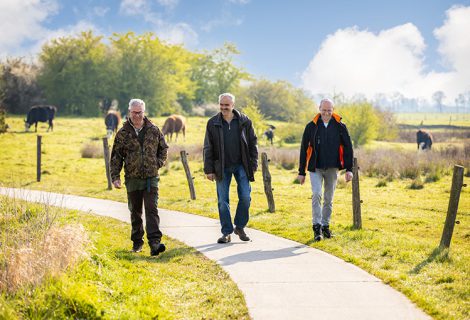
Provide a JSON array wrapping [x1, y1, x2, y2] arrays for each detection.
[[1, 115, 469, 319], [0, 199, 249, 319]]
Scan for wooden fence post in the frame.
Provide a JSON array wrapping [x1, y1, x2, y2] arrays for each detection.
[[261, 152, 275, 212], [180, 150, 196, 200], [37, 135, 42, 182], [352, 157, 362, 229], [439, 165, 465, 249], [102, 137, 112, 190]]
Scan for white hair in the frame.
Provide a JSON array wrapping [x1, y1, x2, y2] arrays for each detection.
[[218, 93, 235, 104], [128, 98, 146, 111], [319, 98, 334, 108]]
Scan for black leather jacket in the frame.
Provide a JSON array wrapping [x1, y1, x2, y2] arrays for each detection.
[[203, 109, 258, 182]]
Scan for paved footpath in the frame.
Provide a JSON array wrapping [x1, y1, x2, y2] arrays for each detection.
[[0, 188, 430, 320]]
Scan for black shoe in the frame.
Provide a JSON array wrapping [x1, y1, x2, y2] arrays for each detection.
[[313, 224, 323, 242], [234, 227, 250, 241], [150, 242, 166, 256], [322, 225, 332, 239], [132, 242, 143, 253], [217, 234, 231, 244]]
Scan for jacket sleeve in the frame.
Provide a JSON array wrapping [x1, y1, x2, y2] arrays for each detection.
[[247, 119, 258, 172], [340, 124, 354, 172], [298, 123, 310, 176], [110, 131, 125, 181], [203, 121, 215, 174], [156, 130, 169, 168]]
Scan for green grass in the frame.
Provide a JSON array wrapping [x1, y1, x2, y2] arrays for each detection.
[[395, 112, 470, 127], [0, 201, 249, 319], [1, 116, 470, 319]]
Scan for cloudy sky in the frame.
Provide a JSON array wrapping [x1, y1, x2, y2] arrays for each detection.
[[1, 0, 469, 104]]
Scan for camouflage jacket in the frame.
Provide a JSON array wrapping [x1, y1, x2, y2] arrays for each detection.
[[110, 117, 168, 181]]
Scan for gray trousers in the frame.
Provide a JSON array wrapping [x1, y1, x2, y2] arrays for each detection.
[[309, 168, 338, 226]]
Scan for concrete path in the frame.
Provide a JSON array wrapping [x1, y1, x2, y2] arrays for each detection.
[[0, 188, 430, 320]]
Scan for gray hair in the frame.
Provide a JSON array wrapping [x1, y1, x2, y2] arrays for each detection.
[[319, 98, 334, 108], [218, 93, 235, 104], [128, 98, 146, 111]]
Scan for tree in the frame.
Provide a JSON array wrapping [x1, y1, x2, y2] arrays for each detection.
[[108, 32, 194, 116], [240, 100, 267, 138], [189, 43, 250, 106], [0, 58, 44, 114], [432, 91, 445, 113], [237, 79, 315, 122], [336, 103, 379, 147], [38, 31, 111, 115]]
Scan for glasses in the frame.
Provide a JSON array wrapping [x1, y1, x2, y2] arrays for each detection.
[[220, 103, 231, 107]]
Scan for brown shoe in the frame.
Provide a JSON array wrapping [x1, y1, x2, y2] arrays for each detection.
[[217, 234, 231, 244], [234, 227, 250, 241]]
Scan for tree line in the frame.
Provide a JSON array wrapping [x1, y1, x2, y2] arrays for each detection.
[[0, 31, 398, 146]]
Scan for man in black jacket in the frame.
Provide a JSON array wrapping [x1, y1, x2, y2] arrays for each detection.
[[297, 99, 353, 241], [203, 93, 258, 244]]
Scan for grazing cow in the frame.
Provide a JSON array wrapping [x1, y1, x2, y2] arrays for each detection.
[[25, 105, 56, 132], [417, 129, 433, 150], [105, 110, 121, 138], [263, 125, 276, 145], [162, 114, 186, 142]]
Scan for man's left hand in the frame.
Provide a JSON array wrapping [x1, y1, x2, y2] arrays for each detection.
[[345, 171, 353, 182]]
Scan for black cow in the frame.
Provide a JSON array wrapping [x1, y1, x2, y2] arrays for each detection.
[[417, 129, 433, 150], [105, 110, 121, 137], [263, 125, 276, 145], [25, 105, 57, 132]]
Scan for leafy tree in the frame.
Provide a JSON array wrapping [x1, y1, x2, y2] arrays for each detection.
[[190, 43, 250, 106], [38, 31, 110, 116], [240, 100, 266, 138], [238, 79, 315, 122], [336, 103, 379, 147], [0, 58, 44, 114], [108, 32, 194, 116]]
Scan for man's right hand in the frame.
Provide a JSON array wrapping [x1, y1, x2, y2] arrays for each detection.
[[296, 175, 306, 185], [112, 179, 122, 189], [206, 173, 215, 181]]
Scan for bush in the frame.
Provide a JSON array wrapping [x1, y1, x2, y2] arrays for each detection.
[[375, 179, 387, 187], [81, 142, 103, 158], [409, 177, 424, 189], [0, 108, 8, 133], [336, 103, 379, 147], [278, 124, 304, 144]]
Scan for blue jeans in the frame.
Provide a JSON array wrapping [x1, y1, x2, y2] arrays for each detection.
[[216, 164, 251, 235]]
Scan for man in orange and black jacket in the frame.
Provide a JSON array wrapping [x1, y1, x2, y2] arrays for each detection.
[[297, 98, 353, 241]]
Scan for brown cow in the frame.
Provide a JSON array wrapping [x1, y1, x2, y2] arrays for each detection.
[[162, 115, 186, 142]]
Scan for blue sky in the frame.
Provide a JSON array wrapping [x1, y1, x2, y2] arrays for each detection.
[[1, 0, 470, 104]]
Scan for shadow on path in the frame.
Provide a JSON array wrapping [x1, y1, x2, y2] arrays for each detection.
[[218, 246, 307, 266]]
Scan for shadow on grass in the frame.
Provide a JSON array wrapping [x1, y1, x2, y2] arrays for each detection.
[[114, 246, 195, 263], [410, 247, 450, 274]]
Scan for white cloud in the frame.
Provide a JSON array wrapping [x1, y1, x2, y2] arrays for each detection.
[[93, 6, 110, 17], [120, 0, 198, 46], [301, 6, 470, 104], [229, 0, 250, 4], [0, 0, 58, 55], [119, 0, 149, 15], [157, 0, 179, 10]]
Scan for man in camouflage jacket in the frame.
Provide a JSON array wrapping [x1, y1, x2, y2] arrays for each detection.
[[110, 98, 169, 256]]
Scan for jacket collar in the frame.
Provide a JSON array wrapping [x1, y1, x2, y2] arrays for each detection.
[[123, 116, 153, 132], [214, 109, 247, 126], [312, 113, 342, 125]]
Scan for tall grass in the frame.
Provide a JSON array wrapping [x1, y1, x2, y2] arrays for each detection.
[[0, 194, 89, 293]]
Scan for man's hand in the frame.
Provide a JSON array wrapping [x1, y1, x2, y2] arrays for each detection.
[[112, 179, 122, 189], [206, 173, 215, 181], [345, 171, 353, 182], [296, 175, 306, 185]]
